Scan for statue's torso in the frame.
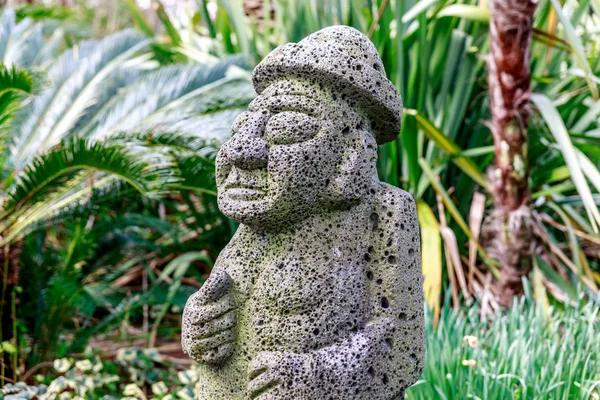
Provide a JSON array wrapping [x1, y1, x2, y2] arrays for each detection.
[[196, 205, 372, 400], [193, 186, 425, 400]]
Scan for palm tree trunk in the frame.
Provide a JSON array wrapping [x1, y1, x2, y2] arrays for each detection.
[[486, 0, 538, 307]]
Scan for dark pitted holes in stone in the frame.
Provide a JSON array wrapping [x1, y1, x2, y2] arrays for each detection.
[[367, 366, 375, 378], [381, 297, 390, 309], [364, 253, 371, 262], [382, 374, 389, 384], [376, 278, 383, 285], [408, 248, 415, 257], [388, 255, 397, 264], [370, 212, 379, 231], [366, 270, 374, 280], [398, 312, 407, 320], [409, 353, 417, 363]]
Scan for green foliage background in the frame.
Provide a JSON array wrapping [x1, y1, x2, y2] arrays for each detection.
[[0, 0, 599, 398]]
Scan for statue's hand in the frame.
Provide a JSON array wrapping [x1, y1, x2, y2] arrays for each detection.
[[182, 271, 236, 365], [247, 351, 312, 399]]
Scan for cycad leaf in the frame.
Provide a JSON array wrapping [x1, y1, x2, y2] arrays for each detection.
[[0, 64, 37, 154], [3, 18, 43, 68], [5, 136, 179, 214], [12, 29, 151, 168], [124, 107, 248, 159], [175, 153, 217, 194], [35, 27, 66, 67], [1, 175, 122, 244], [0, 10, 16, 61], [81, 56, 249, 140], [15, 4, 75, 21]]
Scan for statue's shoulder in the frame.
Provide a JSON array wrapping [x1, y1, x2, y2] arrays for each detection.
[[374, 182, 417, 215], [369, 181, 420, 269]]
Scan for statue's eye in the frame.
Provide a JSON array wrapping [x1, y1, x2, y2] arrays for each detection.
[[264, 111, 320, 145], [230, 111, 250, 136]]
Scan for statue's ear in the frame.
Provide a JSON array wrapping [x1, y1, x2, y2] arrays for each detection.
[[326, 129, 378, 206]]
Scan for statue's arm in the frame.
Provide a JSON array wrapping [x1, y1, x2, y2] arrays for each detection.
[[247, 317, 401, 399], [181, 271, 237, 365]]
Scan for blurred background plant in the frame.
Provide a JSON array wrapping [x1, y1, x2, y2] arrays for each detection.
[[0, 0, 598, 397], [2, 291, 599, 399]]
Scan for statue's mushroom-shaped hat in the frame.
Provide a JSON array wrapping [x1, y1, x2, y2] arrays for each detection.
[[253, 26, 402, 145]]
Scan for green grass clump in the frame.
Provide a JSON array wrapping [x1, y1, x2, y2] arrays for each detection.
[[409, 294, 600, 400]]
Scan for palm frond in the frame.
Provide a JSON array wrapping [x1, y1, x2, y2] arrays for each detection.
[[4, 136, 179, 222], [34, 27, 67, 68], [0, 10, 16, 62], [0, 64, 38, 160], [1, 175, 124, 243], [80, 56, 250, 140], [14, 4, 75, 22], [174, 153, 217, 194], [11, 29, 151, 169], [142, 75, 254, 129], [3, 18, 43, 69], [111, 106, 243, 155]]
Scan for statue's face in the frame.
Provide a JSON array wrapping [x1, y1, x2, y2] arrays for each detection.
[[215, 78, 375, 229]]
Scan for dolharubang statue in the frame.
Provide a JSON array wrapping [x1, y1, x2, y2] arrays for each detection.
[[182, 26, 425, 400]]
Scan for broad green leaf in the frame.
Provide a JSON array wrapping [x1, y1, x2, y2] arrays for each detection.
[[437, 4, 490, 22], [534, 256, 579, 301], [155, 0, 183, 47], [1, 341, 17, 354], [417, 200, 442, 325], [406, 109, 490, 190], [419, 158, 500, 278], [401, 0, 440, 23], [123, 0, 154, 37], [531, 260, 549, 318]]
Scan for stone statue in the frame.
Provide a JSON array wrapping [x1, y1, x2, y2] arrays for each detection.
[[182, 26, 425, 400]]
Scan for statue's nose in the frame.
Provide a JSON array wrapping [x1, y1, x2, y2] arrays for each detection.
[[223, 112, 269, 170]]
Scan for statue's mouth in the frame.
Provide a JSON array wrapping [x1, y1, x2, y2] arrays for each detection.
[[224, 186, 267, 200], [222, 168, 268, 201]]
